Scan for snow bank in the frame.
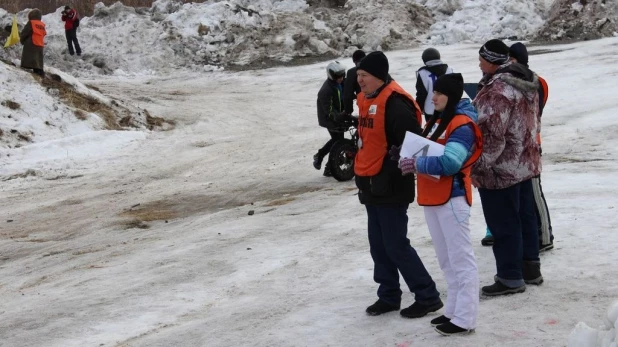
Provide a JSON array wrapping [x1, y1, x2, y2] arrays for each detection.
[[1, 0, 612, 75], [535, 0, 618, 41], [0, 62, 105, 149], [568, 301, 618, 347], [0, 61, 165, 150], [345, 0, 433, 51], [422, 0, 549, 44], [0, 0, 433, 76]]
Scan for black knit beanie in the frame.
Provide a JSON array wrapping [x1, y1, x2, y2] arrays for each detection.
[[509, 42, 529, 67], [352, 49, 366, 63], [423, 73, 465, 141], [479, 39, 510, 65], [357, 51, 389, 82], [433, 73, 464, 101]]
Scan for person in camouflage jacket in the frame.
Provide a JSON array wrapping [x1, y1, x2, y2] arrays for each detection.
[[472, 62, 541, 189], [471, 39, 543, 297]]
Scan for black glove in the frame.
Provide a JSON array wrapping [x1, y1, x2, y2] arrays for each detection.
[[389, 145, 401, 161], [334, 111, 351, 123]]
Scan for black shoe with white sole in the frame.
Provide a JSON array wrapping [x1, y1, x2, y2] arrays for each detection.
[[435, 322, 475, 336], [430, 315, 451, 327]]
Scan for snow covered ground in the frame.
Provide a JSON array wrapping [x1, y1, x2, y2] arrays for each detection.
[[1, 37, 618, 346]]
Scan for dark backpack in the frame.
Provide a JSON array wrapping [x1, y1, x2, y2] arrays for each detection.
[[74, 17, 80, 28]]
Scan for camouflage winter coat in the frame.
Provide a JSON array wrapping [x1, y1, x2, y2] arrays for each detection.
[[471, 63, 541, 189]]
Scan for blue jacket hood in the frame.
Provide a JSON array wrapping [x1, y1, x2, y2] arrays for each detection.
[[455, 98, 478, 122]]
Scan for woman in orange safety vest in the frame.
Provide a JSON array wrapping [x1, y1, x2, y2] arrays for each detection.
[[398, 73, 482, 336]]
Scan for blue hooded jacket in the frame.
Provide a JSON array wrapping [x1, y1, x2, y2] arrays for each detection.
[[415, 98, 478, 198]]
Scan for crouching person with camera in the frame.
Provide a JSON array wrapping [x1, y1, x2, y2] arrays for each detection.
[[354, 51, 444, 319], [398, 73, 482, 336]]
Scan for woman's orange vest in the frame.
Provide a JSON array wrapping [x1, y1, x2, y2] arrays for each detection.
[[417, 114, 482, 206], [30, 20, 46, 47], [537, 76, 549, 145], [538, 76, 549, 107], [354, 81, 422, 176]]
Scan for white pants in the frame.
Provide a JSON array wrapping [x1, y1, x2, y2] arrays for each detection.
[[424, 196, 479, 330]]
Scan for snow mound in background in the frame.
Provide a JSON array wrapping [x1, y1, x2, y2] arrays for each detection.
[[535, 0, 618, 42], [422, 0, 548, 44], [568, 301, 618, 347], [0, 61, 166, 150], [2, 0, 615, 75], [0, 63, 106, 149], [344, 0, 433, 51], [0, 0, 433, 76]]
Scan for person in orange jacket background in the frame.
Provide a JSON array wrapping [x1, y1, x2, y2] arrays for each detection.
[[20, 8, 46, 77], [398, 73, 482, 336]]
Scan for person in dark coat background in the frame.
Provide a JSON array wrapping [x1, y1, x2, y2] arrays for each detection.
[[20, 8, 46, 77], [62, 5, 81, 56], [415, 48, 453, 122], [313, 61, 346, 177], [342, 49, 365, 115]]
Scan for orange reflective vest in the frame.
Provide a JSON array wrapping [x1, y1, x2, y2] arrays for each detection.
[[30, 20, 46, 47], [537, 76, 549, 145], [538, 76, 548, 110], [355, 81, 422, 176], [417, 114, 482, 206]]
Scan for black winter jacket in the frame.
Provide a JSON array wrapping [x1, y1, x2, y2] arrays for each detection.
[[343, 67, 361, 114], [355, 80, 423, 205], [317, 79, 344, 129]]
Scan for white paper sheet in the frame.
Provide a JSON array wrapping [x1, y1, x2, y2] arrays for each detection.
[[399, 131, 445, 179]]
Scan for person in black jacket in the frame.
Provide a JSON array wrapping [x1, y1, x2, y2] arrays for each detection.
[[342, 49, 365, 115], [354, 51, 443, 319], [415, 48, 453, 122], [313, 61, 346, 176]]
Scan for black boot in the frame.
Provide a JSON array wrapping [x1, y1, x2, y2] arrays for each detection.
[[482, 281, 526, 296], [481, 235, 494, 246], [323, 164, 332, 177], [366, 299, 400, 316], [523, 261, 543, 285], [400, 300, 443, 318], [313, 153, 322, 170]]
